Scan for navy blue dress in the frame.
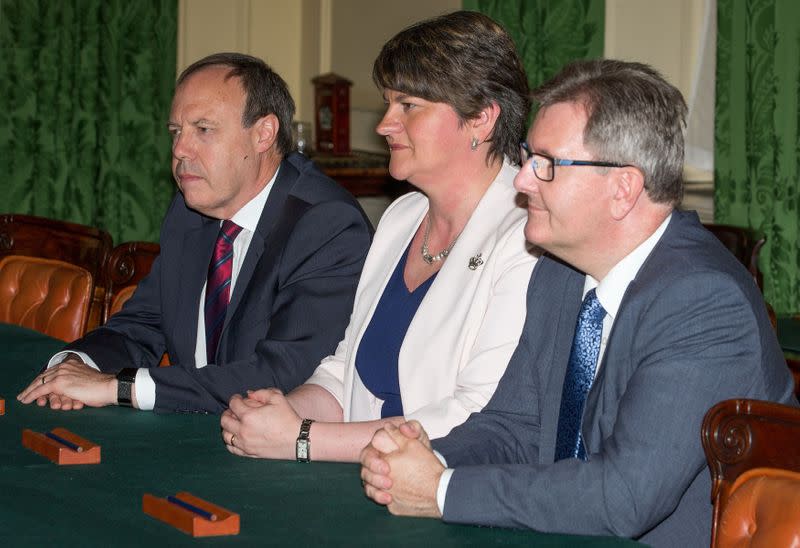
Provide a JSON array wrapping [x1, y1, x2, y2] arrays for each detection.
[[354, 245, 437, 418]]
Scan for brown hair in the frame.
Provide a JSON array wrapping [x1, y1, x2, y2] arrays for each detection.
[[373, 11, 530, 165], [177, 52, 295, 155]]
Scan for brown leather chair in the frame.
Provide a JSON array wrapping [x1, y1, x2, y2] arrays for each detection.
[[103, 241, 169, 365], [703, 223, 765, 290], [0, 255, 93, 341], [104, 241, 160, 320], [702, 399, 800, 547], [0, 214, 113, 330]]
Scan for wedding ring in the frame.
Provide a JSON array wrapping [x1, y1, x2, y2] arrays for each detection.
[[230, 434, 236, 447], [42, 376, 46, 385]]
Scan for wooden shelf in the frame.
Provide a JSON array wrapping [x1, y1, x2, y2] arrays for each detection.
[[310, 151, 412, 198]]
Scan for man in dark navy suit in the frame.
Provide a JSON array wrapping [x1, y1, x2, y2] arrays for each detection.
[[19, 53, 371, 414]]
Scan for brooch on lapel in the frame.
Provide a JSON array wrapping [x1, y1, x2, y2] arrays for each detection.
[[468, 253, 484, 270]]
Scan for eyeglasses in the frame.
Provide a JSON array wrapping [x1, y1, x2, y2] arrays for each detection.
[[519, 141, 632, 182]]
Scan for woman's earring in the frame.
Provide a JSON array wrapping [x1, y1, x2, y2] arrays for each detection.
[[471, 137, 479, 151]]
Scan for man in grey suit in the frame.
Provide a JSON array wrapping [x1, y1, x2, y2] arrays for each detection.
[[359, 59, 796, 546]]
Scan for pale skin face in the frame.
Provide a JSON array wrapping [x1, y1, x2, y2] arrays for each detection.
[[513, 101, 617, 270], [169, 65, 274, 220], [376, 90, 474, 188], [375, 89, 502, 292]]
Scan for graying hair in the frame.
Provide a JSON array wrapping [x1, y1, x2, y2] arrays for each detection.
[[533, 59, 687, 205]]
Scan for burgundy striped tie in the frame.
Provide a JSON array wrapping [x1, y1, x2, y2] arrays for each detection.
[[205, 220, 243, 363]]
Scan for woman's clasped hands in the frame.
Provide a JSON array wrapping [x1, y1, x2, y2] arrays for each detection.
[[221, 388, 301, 459]]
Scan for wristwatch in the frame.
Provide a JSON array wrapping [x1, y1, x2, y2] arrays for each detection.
[[296, 419, 314, 462], [116, 368, 137, 407]]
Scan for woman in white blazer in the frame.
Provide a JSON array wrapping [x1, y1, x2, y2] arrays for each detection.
[[221, 11, 537, 461]]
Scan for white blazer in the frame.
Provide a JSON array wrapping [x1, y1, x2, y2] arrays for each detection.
[[306, 161, 537, 438]]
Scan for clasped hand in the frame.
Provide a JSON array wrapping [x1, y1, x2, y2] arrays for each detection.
[[359, 421, 444, 518], [220, 388, 301, 459], [17, 358, 115, 409]]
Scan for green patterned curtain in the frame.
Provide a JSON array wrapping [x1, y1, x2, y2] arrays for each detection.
[[0, 0, 177, 244], [715, 0, 800, 315], [463, 0, 604, 90]]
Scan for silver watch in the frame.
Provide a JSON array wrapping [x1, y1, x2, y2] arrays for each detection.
[[296, 418, 314, 462]]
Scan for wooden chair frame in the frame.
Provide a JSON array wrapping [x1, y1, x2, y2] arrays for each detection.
[[701, 398, 800, 547], [703, 223, 765, 290], [103, 241, 160, 322]]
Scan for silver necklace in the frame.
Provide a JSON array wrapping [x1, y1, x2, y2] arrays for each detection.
[[421, 215, 461, 265]]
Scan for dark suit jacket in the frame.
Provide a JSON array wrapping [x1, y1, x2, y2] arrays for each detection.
[[432, 210, 796, 547], [67, 153, 372, 413]]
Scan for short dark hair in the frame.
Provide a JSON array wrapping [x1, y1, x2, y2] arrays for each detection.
[[532, 59, 687, 205], [177, 52, 295, 155], [373, 11, 530, 165]]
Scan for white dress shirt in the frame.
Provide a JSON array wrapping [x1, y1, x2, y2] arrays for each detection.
[[435, 214, 672, 512], [48, 169, 279, 410]]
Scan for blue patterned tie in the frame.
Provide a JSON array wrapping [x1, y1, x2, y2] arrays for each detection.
[[555, 288, 606, 461], [205, 220, 242, 363]]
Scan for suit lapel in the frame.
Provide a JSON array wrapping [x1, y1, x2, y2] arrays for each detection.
[[339, 195, 427, 413], [225, 159, 296, 325], [580, 276, 637, 450], [580, 213, 680, 449], [581, 305, 617, 452], [173, 218, 219, 366], [583, 285, 629, 431], [536, 256, 585, 464], [399, 178, 505, 380]]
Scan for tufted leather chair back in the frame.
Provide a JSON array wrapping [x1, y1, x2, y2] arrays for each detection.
[[702, 399, 800, 547], [716, 467, 800, 546], [0, 255, 93, 341], [0, 214, 112, 330]]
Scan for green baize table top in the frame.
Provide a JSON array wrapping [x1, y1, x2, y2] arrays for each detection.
[[0, 323, 641, 547]]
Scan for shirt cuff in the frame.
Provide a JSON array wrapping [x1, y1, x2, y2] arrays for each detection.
[[135, 369, 156, 411], [437, 467, 454, 515], [48, 351, 154, 411], [433, 450, 452, 515], [48, 351, 99, 371]]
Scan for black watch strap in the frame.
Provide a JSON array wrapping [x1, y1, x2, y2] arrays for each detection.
[[116, 368, 137, 407]]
